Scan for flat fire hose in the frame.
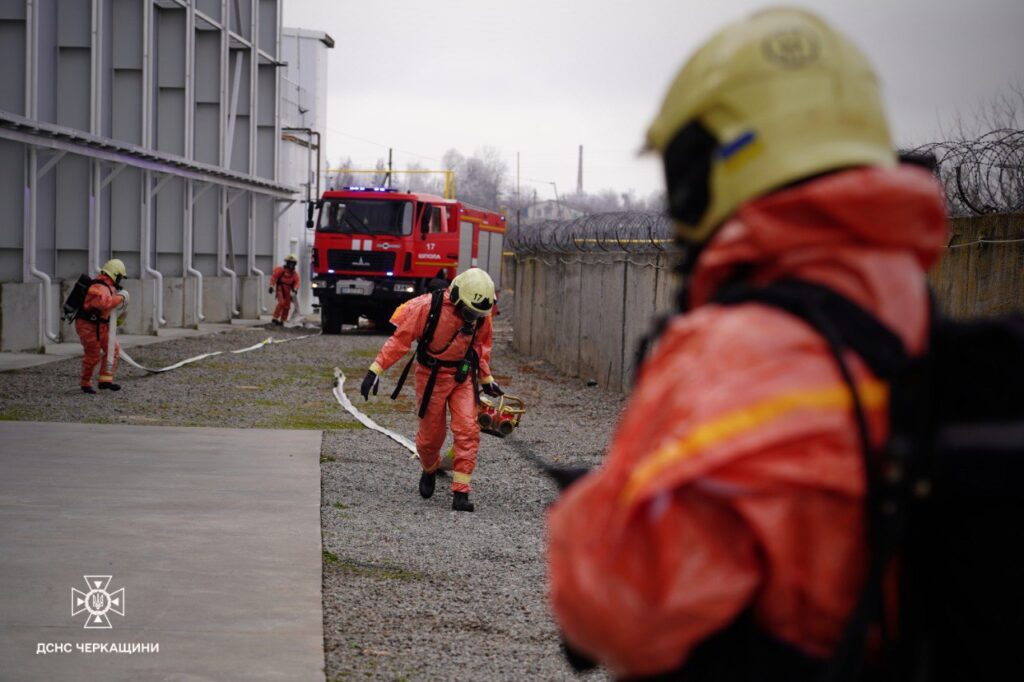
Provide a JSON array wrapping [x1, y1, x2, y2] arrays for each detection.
[[332, 368, 417, 455], [119, 334, 315, 374]]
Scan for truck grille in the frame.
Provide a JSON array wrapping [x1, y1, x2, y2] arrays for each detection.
[[327, 250, 396, 272]]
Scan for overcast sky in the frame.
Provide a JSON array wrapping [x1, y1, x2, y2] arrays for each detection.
[[282, 0, 1024, 201]]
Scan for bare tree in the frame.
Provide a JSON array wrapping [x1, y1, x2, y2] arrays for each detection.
[[443, 147, 508, 210]]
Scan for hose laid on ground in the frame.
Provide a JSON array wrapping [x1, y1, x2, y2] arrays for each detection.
[[119, 334, 315, 374], [332, 368, 417, 455]]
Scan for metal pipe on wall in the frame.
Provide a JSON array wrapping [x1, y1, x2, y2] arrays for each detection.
[[24, 148, 61, 343], [22, 3, 59, 343], [184, 180, 205, 322], [141, 171, 167, 326], [248, 193, 267, 313]]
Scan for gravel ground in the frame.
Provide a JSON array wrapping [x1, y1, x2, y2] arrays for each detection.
[[0, 303, 626, 681]]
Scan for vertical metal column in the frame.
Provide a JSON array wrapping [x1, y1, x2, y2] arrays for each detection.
[[141, 0, 167, 327], [88, 0, 102, 274], [22, 0, 60, 343], [247, 0, 264, 315], [182, 1, 205, 323]]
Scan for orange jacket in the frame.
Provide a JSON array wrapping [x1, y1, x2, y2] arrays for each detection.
[[271, 266, 300, 292], [82, 273, 126, 319], [371, 290, 494, 380], [547, 166, 947, 678]]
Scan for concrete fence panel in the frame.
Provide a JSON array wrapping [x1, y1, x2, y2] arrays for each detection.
[[512, 212, 1023, 393]]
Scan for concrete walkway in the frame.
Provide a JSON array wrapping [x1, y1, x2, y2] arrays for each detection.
[[0, 422, 325, 681]]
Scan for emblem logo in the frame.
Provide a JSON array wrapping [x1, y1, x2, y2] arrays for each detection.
[[762, 28, 821, 68], [71, 575, 125, 629], [352, 257, 370, 267]]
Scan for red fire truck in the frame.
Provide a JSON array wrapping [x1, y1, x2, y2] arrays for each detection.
[[310, 187, 507, 333]]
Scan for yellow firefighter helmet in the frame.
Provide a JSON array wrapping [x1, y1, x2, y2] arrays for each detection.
[[645, 7, 895, 244], [449, 268, 495, 319]]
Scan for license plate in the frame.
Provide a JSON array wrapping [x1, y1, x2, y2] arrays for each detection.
[[336, 280, 374, 296]]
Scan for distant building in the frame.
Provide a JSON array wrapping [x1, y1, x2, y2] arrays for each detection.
[[523, 200, 585, 223], [279, 28, 334, 315]]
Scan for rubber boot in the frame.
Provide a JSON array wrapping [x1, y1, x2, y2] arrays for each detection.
[[99, 382, 121, 391], [419, 471, 436, 499], [81, 386, 97, 394], [452, 492, 475, 513]]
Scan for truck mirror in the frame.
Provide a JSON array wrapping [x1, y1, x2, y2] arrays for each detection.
[[306, 202, 315, 229]]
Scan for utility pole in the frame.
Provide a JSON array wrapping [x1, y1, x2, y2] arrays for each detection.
[[516, 151, 521, 229], [385, 147, 393, 188], [577, 144, 583, 195]]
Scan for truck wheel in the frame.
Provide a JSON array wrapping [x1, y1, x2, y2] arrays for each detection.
[[321, 300, 343, 334]]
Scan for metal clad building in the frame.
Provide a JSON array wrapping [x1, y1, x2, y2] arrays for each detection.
[[0, 0, 298, 351]]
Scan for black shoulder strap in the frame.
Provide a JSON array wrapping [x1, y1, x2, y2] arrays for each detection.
[[713, 279, 915, 682], [421, 288, 446, 346]]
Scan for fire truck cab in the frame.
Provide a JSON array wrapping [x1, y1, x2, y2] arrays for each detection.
[[310, 187, 506, 333]]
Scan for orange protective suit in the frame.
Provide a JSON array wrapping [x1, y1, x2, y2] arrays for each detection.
[[547, 166, 948, 678], [270, 266, 300, 323], [371, 290, 494, 493], [75, 273, 126, 388]]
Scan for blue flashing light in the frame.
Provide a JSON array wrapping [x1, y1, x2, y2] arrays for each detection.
[[343, 186, 399, 193], [386, 271, 394, 276]]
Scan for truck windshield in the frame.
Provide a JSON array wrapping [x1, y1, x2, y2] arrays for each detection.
[[318, 199, 413, 235]]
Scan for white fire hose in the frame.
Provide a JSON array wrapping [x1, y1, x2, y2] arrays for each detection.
[[106, 296, 314, 374], [331, 368, 454, 468], [119, 334, 315, 373]]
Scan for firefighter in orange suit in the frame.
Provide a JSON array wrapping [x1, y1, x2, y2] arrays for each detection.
[[75, 259, 129, 394], [546, 8, 948, 679], [269, 254, 300, 325], [360, 268, 501, 512]]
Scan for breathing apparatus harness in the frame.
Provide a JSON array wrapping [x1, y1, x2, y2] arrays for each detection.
[[64, 276, 123, 345], [390, 288, 483, 418]]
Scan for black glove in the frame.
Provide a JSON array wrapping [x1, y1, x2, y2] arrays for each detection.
[[482, 380, 504, 397], [360, 370, 380, 400], [267, 286, 274, 294]]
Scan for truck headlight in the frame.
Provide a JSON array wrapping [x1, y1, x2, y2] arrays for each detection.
[[396, 284, 415, 293]]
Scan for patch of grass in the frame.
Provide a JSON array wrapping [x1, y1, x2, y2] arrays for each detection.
[[322, 550, 426, 582], [259, 414, 362, 430], [0, 408, 28, 421], [250, 398, 287, 407], [332, 501, 349, 510], [349, 348, 379, 358], [320, 454, 337, 463]]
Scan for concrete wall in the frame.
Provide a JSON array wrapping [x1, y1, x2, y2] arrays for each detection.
[[512, 212, 1024, 393], [512, 252, 679, 392], [929, 212, 1024, 318], [0, 275, 260, 351]]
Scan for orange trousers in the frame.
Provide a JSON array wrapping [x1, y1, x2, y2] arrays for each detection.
[[414, 364, 479, 493], [273, 286, 294, 322], [75, 318, 119, 387]]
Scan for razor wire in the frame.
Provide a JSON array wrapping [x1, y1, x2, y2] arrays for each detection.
[[905, 128, 1024, 217], [506, 211, 679, 257]]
